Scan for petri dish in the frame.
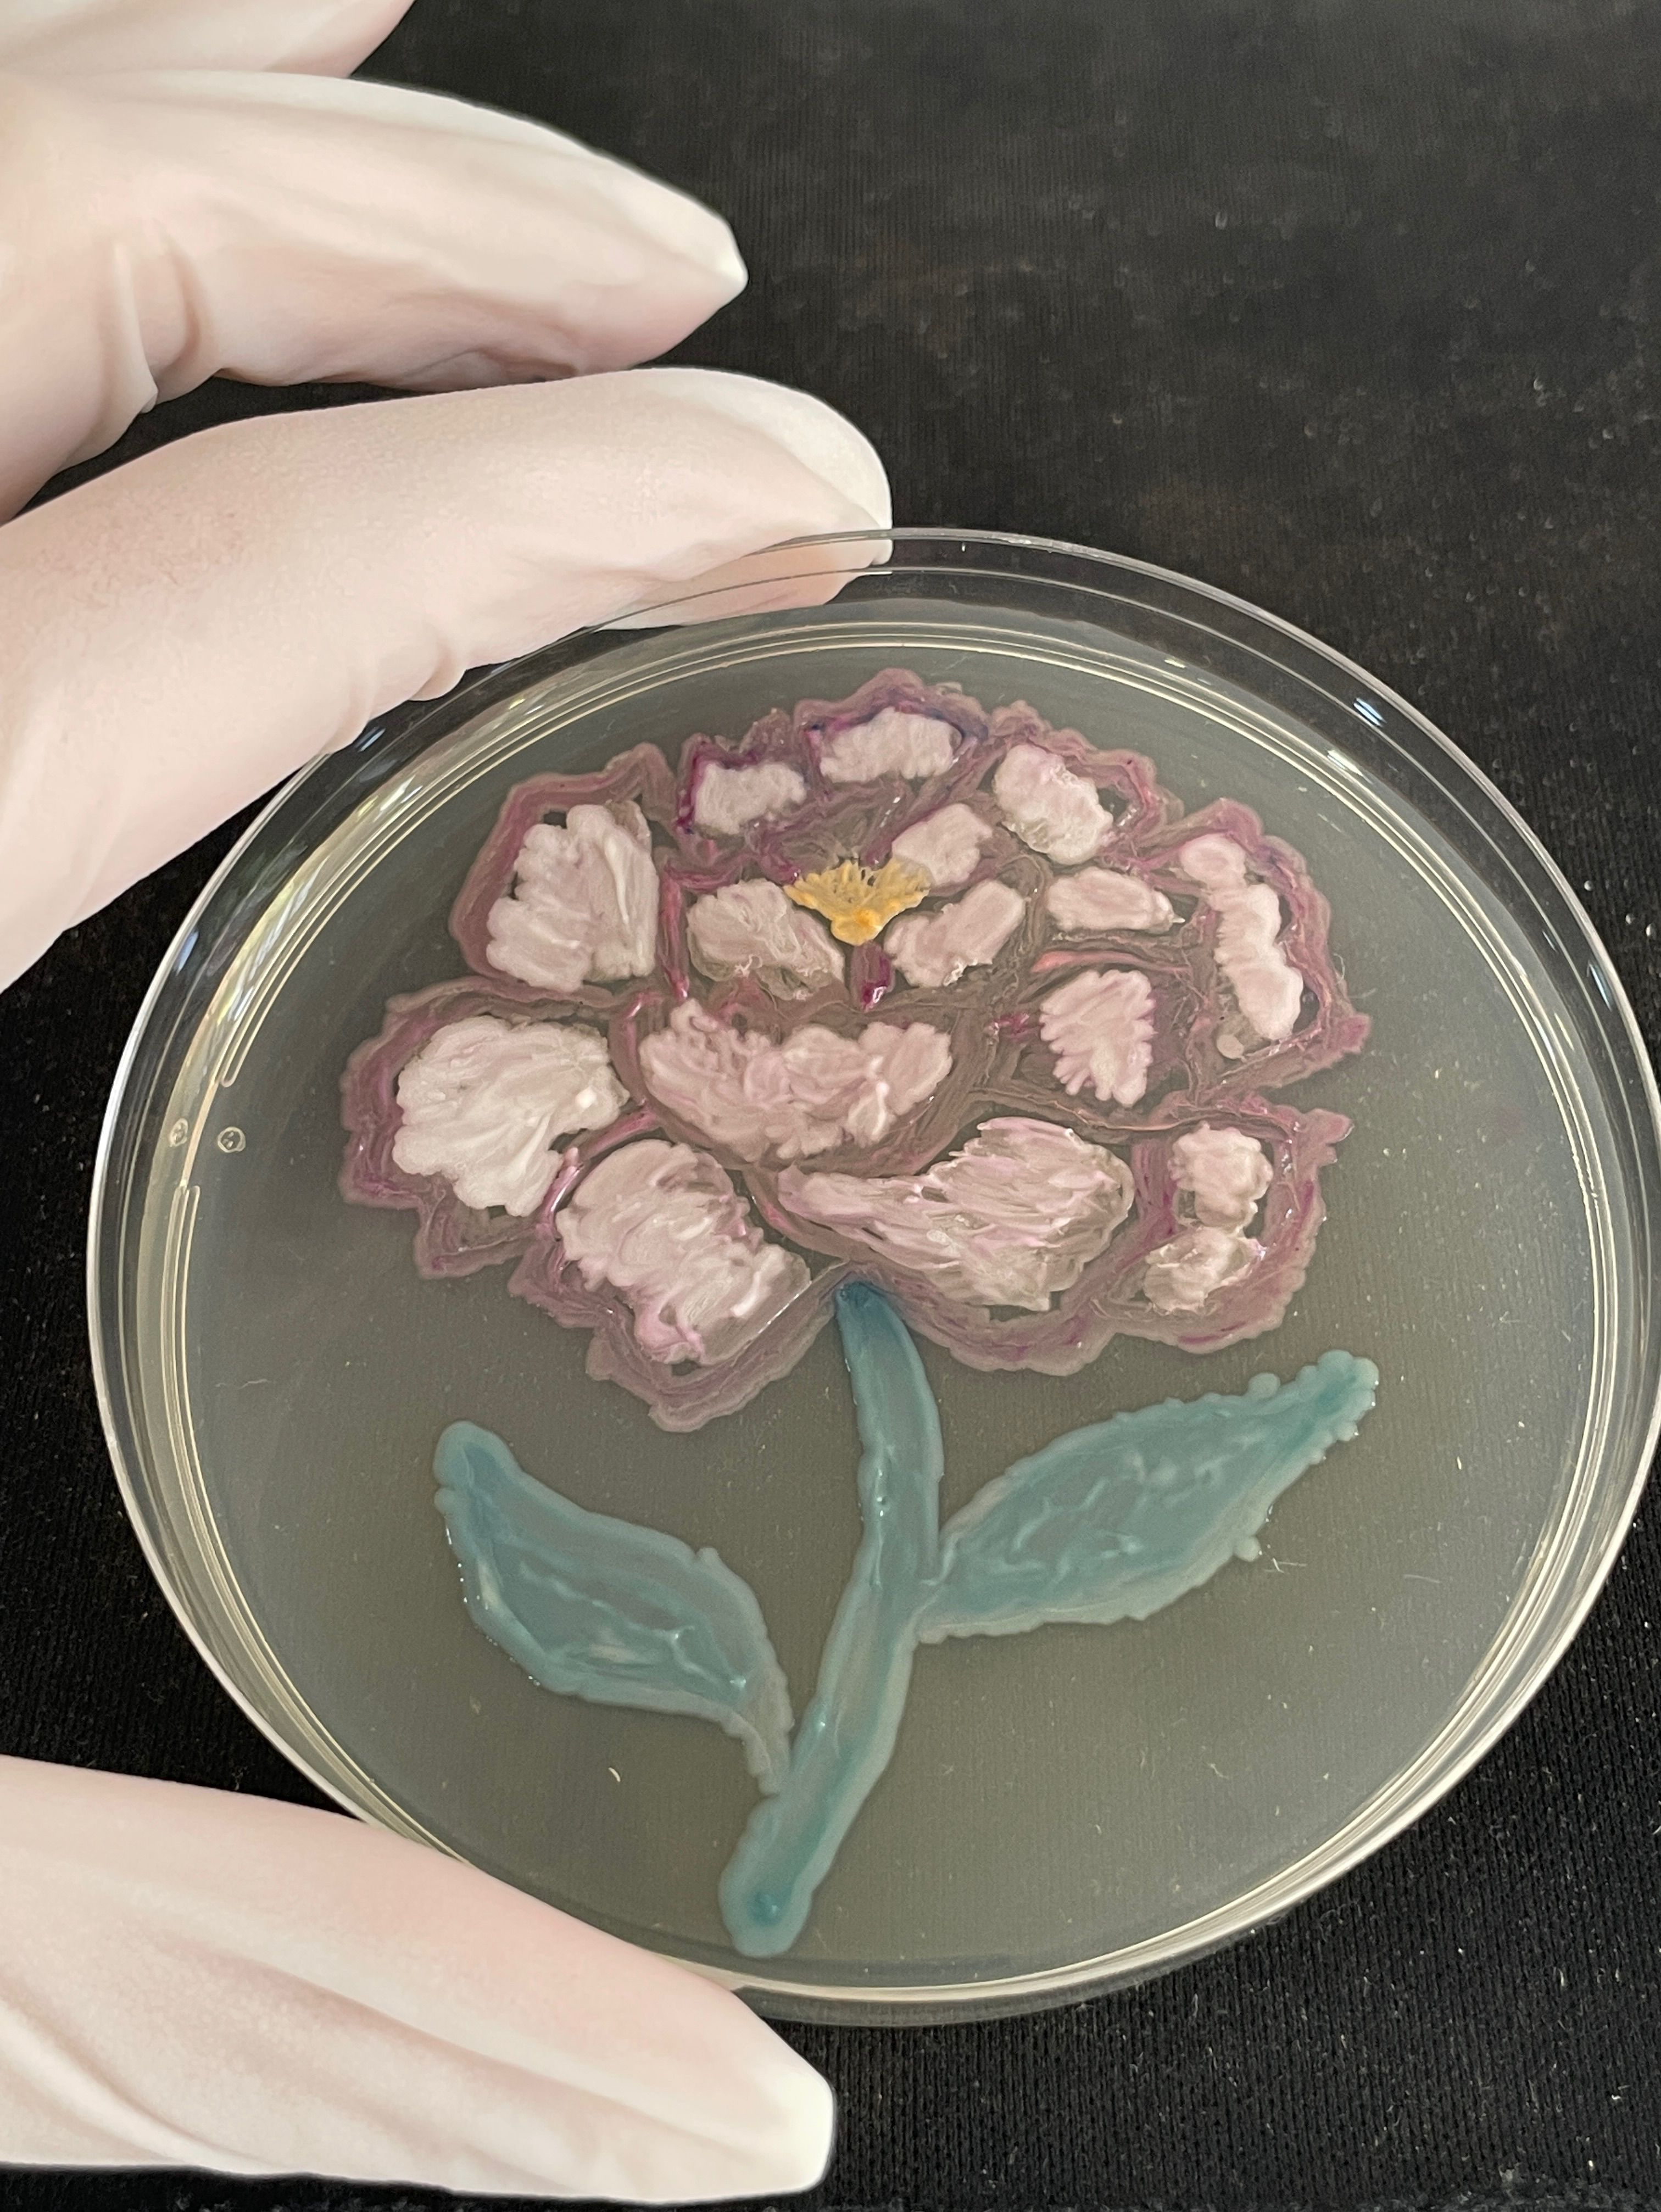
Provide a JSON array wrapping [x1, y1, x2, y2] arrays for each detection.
[[90, 531, 1661, 2023]]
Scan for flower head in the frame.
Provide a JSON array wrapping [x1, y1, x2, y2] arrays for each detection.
[[342, 671, 1369, 1429]]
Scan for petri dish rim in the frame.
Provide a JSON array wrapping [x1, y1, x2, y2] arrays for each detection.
[[88, 529, 1661, 2024]]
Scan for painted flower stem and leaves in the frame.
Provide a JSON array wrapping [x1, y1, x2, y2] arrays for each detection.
[[342, 671, 1377, 1957], [436, 1291, 1378, 1955]]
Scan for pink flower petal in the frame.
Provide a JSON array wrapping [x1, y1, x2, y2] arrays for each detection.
[[692, 760, 808, 836], [450, 745, 676, 986], [884, 879, 1024, 988], [818, 707, 956, 783], [1045, 867, 1175, 934], [686, 879, 843, 993], [1039, 968, 1156, 1105], [1169, 1122, 1274, 1230], [557, 1141, 812, 1368], [1142, 1224, 1259, 1314], [393, 1015, 626, 1217], [341, 980, 643, 1279], [888, 803, 994, 890], [638, 1003, 952, 1162], [994, 743, 1114, 863], [1179, 833, 1305, 1046], [486, 802, 659, 992], [781, 1117, 1133, 1311], [765, 1101, 1350, 1375]]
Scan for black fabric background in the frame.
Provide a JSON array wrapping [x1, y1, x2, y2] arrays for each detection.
[[5, 2, 1661, 2206]]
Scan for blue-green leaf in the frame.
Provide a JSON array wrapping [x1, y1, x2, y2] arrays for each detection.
[[434, 1421, 793, 1792], [920, 1351, 1379, 1643]]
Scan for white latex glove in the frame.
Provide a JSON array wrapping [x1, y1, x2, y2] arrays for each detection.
[[0, 0, 890, 2194], [0, 1758, 832, 2194]]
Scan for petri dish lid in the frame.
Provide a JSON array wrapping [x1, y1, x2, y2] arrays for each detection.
[[90, 531, 1661, 2022]]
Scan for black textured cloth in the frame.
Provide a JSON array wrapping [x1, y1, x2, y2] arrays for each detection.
[[5, 3, 1661, 2208]]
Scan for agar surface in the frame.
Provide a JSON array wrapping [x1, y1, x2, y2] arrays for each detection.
[[341, 669, 1370, 1429], [339, 670, 1379, 1958]]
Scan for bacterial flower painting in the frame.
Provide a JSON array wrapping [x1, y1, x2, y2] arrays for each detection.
[[341, 670, 1378, 1955]]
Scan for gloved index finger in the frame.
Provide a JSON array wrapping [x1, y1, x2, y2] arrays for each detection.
[[0, 0, 409, 77], [0, 65, 747, 517], [0, 369, 891, 994]]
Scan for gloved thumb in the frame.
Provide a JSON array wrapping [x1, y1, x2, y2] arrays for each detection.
[[0, 1754, 833, 2197]]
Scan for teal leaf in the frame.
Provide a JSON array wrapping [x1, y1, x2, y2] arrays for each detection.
[[920, 1350, 1379, 1643], [434, 1421, 793, 1792]]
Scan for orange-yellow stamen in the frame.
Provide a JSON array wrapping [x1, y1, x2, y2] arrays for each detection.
[[784, 857, 931, 946]]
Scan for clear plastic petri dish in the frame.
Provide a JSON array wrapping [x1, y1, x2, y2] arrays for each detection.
[[90, 531, 1661, 2023]]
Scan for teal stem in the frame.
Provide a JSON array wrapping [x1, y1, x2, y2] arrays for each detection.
[[718, 1282, 943, 1957]]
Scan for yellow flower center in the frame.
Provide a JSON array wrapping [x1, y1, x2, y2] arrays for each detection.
[[783, 857, 932, 946]]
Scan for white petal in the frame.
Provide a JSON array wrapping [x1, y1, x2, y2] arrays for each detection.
[[1039, 969, 1155, 1106], [687, 879, 842, 992], [1045, 867, 1174, 934], [884, 879, 1024, 988], [638, 1007, 773, 1158], [819, 707, 956, 783], [486, 803, 659, 991], [1170, 1124, 1273, 1230], [782, 1117, 1133, 1310], [889, 802, 993, 890], [639, 1004, 951, 1162], [692, 760, 808, 837], [393, 1017, 626, 1214], [558, 1141, 811, 1366], [775, 1021, 952, 1154], [993, 744, 1112, 864], [1180, 834, 1304, 1044], [1143, 1225, 1257, 1313]]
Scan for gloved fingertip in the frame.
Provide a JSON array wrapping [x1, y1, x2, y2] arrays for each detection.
[[632, 369, 893, 529], [682, 2025, 833, 2202], [763, 2054, 838, 2196], [706, 218, 749, 305]]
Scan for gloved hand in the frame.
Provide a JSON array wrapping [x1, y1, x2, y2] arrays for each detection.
[[0, 0, 889, 2194]]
